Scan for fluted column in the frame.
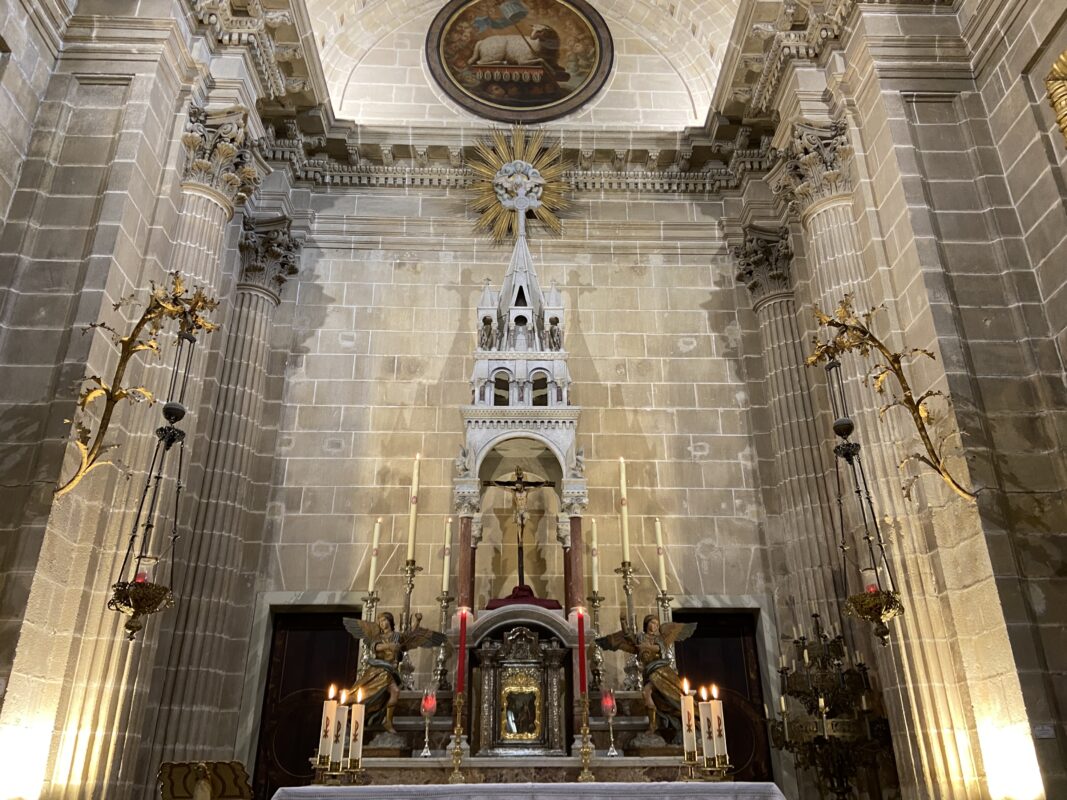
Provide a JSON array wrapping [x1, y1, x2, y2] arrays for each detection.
[[774, 119, 982, 800], [733, 226, 839, 625]]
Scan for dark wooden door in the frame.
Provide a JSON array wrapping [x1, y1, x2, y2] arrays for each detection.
[[673, 610, 772, 782], [253, 612, 360, 799]]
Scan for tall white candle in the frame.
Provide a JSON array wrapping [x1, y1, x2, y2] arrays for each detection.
[[697, 686, 714, 765], [406, 453, 421, 561], [348, 690, 366, 769], [619, 457, 631, 562], [680, 678, 698, 759], [332, 693, 349, 766], [654, 517, 667, 589], [318, 685, 338, 763], [711, 684, 728, 761], [441, 517, 453, 593], [367, 517, 382, 592], [590, 518, 599, 593]]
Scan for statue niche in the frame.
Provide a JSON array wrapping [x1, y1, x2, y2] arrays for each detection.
[[474, 626, 567, 756]]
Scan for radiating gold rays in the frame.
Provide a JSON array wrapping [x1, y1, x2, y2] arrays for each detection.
[[470, 126, 569, 242]]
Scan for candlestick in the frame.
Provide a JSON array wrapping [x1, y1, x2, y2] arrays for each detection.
[[441, 517, 453, 593], [347, 689, 365, 771], [448, 691, 466, 784], [601, 689, 619, 757], [656, 587, 676, 670], [680, 678, 698, 762], [590, 519, 599, 593], [398, 557, 423, 690], [367, 518, 382, 592], [433, 590, 454, 691], [357, 589, 379, 678], [586, 589, 605, 690], [577, 608, 588, 694], [577, 692, 595, 782], [407, 453, 421, 561], [654, 517, 667, 589], [615, 559, 640, 691], [420, 690, 437, 758], [618, 457, 630, 562], [318, 685, 338, 766]]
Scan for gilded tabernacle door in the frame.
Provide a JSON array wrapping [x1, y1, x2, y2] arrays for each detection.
[[474, 626, 567, 756]]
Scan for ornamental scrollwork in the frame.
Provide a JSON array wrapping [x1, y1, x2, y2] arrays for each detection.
[[238, 217, 301, 301], [775, 120, 854, 216], [1047, 50, 1067, 148], [181, 105, 260, 209], [733, 226, 794, 310]]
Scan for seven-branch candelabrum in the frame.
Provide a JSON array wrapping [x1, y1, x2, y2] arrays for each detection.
[[769, 613, 891, 799]]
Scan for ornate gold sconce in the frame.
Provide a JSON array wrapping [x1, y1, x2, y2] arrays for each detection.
[[1046, 50, 1067, 147]]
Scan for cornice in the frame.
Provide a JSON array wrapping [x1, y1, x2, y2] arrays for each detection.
[[17, 0, 71, 57], [460, 407, 582, 422]]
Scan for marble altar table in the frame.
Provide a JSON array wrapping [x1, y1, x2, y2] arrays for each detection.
[[272, 782, 788, 800]]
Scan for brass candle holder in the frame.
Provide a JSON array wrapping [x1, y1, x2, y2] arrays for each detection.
[[577, 692, 596, 782], [433, 591, 455, 691], [702, 753, 732, 782], [448, 691, 466, 784], [587, 589, 605, 691]]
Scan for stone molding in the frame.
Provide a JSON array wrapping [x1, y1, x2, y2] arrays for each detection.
[[237, 216, 301, 303], [733, 225, 794, 311], [773, 119, 854, 218], [181, 105, 260, 211]]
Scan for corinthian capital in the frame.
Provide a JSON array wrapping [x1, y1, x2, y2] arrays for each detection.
[[180, 105, 260, 210], [775, 120, 853, 216], [733, 226, 794, 310], [238, 217, 301, 302]]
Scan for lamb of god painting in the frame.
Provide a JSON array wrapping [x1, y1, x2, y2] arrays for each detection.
[[426, 0, 614, 123]]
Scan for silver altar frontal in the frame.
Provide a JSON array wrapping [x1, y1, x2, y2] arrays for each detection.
[[273, 781, 788, 800]]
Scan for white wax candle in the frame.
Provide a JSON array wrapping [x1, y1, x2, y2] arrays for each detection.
[[406, 453, 421, 561], [318, 685, 338, 762], [698, 689, 714, 764], [680, 680, 698, 758], [348, 698, 366, 768], [441, 517, 453, 593], [779, 694, 787, 713], [367, 517, 382, 592], [654, 517, 667, 589], [619, 457, 630, 562], [590, 519, 599, 593], [332, 703, 349, 766], [711, 685, 727, 761]]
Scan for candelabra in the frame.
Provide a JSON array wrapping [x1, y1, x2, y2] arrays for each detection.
[[357, 589, 379, 677], [433, 591, 455, 691], [448, 691, 466, 784], [826, 357, 904, 646], [586, 589, 605, 690], [656, 588, 676, 670], [577, 692, 595, 782], [615, 561, 641, 691], [768, 612, 890, 799], [398, 558, 422, 689]]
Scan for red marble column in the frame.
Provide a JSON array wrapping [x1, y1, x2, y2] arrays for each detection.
[[563, 546, 573, 611], [458, 515, 474, 609], [566, 516, 584, 613]]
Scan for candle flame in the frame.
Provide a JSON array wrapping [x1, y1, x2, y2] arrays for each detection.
[[682, 678, 690, 694], [416, 452, 421, 460], [711, 684, 718, 700], [340, 690, 348, 705], [377, 517, 382, 523], [328, 684, 336, 700], [619, 456, 624, 462], [356, 688, 363, 703], [700, 686, 708, 701]]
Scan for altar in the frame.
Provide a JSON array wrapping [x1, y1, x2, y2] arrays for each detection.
[[273, 782, 787, 800]]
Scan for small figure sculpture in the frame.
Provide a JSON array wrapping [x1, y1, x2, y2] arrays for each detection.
[[344, 613, 446, 732], [454, 445, 471, 478], [570, 446, 585, 478], [479, 316, 494, 350], [547, 316, 563, 351], [596, 615, 696, 735]]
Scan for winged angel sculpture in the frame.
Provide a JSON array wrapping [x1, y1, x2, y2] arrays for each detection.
[[343, 613, 447, 732], [597, 615, 696, 735]]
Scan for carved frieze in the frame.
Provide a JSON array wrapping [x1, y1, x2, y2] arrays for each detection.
[[238, 216, 301, 302], [774, 120, 853, 216], [181, 105, 259, 209], [733, 226, 794, 311]]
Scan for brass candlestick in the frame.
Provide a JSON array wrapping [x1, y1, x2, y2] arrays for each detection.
[[702, 754, 733, 782], [587, 589, 605, 691], [448, 691, 466, 784], [433, 591, 454, 691], [358, 589, 379, 677], [399, 559, 422, 689], [615, 561, 640, 691], [577, 692, 595, 782]]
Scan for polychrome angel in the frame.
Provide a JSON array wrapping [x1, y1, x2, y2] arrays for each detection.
[[596, 614, 696, 735], [343, 612, 446, 732]]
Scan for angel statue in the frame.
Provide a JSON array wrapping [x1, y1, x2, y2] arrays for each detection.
[[596, 614, 696, 735], [343, 612, 446, 733]]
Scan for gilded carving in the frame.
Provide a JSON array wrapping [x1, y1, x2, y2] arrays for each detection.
[[733, 226, 794, 310], [775, 119, 853, 216], [1047, 50, 1067, 147], [181, 106, 259, 209]]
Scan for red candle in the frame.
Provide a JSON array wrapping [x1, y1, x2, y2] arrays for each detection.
[[456, 608, 468, 694], [577, 608, 587, 694]]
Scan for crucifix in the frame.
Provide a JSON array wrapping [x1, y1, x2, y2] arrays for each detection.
[[485, 466, 554, 587]]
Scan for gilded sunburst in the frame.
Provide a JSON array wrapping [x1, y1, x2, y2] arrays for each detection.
[[470, 126, 569, 242]]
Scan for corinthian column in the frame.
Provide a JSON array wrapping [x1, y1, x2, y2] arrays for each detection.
[[154, 217, 299, 762], [733, 227, 839, 624]]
